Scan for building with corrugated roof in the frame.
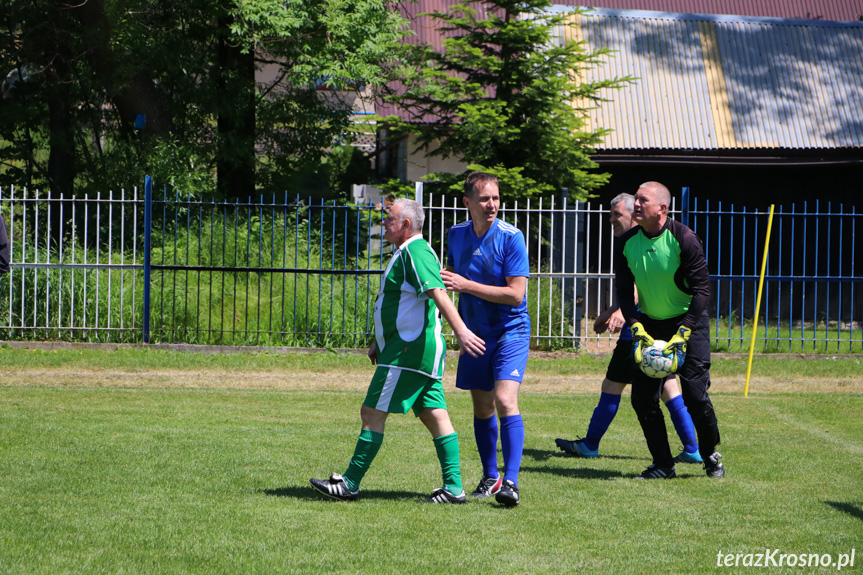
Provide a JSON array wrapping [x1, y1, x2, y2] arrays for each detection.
[[382, 3, 863, 207], [567, 7, 863, 158], [555, 0, 863, 21]]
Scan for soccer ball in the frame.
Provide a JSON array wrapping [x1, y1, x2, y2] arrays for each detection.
[[639, 339, 674, 378]]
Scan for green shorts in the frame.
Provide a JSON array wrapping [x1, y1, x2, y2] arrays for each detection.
[[363, 366, 448, 416]]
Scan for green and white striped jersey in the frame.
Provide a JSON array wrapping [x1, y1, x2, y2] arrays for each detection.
[[373, 235, 447, 379]]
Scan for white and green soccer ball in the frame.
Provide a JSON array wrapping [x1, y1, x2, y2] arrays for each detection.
[[639, 339, 674, 379]]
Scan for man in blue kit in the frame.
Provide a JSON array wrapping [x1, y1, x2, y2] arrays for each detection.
[[441, 171, 531, 506]]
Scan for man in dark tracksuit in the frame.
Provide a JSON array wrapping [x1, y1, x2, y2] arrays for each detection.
[[617, 181, 724, 479]]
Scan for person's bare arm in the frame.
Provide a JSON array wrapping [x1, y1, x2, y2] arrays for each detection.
[[428, 288, 485, 357], [441, 267, 526, 307]]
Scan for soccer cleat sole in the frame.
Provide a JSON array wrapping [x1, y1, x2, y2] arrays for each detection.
[[704, 452, 725, 478], [495, 480, 520, 506]]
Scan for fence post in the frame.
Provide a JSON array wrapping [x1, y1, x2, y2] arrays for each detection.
[[681, 186, 690, 227], [142, 176, 153, 343], [415, 181, 423, 206]]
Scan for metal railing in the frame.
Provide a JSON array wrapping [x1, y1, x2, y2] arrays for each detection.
[[0, 180, 859, 351], [1, 185, 144, 342], [682, 189, 861, 352]]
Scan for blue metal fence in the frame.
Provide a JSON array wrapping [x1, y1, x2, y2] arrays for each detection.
[[681, 188, 861, 352], [0, 182, 859, 351]]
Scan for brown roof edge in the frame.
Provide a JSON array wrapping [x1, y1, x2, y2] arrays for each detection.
[[592, 149, 863, 166]]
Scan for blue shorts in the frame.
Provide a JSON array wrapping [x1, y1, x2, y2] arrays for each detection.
[[455, 336, 529, 392]]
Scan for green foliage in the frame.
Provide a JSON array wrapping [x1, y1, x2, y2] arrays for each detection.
[[383, 0, 633, 200], [231, 0, 408, 88], [0, 199, 382, 347], [0, 0, 408, 199]]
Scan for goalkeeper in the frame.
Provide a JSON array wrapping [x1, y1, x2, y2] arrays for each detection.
[[617, 182, 724, 480]]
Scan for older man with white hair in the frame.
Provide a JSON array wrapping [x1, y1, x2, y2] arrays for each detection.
[[311, 198, 485, 503]]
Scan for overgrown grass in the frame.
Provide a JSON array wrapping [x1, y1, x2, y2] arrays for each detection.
[[0, 204, 381, 347], [1, 348, 861, 574], [711, 317, 863, 354], [1, 202, 859, 352]]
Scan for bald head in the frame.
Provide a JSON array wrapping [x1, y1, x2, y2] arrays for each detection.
[[638, 182, 671, 207], [633, 181, 671, 234]]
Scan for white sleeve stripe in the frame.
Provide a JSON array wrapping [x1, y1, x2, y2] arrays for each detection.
[[497, 221, 520, 234]]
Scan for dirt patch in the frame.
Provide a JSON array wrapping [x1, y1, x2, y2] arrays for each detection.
[[4, 367, 860, 395]]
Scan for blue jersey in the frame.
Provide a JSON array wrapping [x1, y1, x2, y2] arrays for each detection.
[[447, 218, 531, 342]]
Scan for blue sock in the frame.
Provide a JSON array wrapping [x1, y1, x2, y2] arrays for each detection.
[[500, 414, 524, 488], [584, 392, 621, 452], [474, 415, 499, 478], [666, 395, 698, 454]]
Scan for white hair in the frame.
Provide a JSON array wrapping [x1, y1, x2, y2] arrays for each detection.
[[610, 193, 634, 213], [393, 198, 425, 232]]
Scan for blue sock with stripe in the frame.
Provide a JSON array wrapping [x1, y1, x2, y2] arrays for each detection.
[[500, 414, 524, 488], [584, 392, 621, 452], [666, 395, 699, 454], [474, 415, 499, 478]]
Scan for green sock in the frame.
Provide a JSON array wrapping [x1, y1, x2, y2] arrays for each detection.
[[433, 432, 463, 496], [343, 429, 384, 492]]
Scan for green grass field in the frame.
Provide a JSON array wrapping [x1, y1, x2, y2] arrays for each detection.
[[1, 348, 861, 574]]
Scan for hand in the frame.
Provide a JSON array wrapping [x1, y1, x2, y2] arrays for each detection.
[[663, 326, 692, 373], [367, 343, 377, 365], [606, 309, 626, 334], [630, 321, 654, 365], [593, 311, 610, 334], [454, 327, 485, 358], [440, 269, 471, 293]]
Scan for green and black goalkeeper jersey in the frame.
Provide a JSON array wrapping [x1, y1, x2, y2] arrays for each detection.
[[617, 218, 710, 328]]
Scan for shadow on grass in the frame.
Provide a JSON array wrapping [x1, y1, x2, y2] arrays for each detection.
[[825, 501, 863, 522], [522, 463, 705, 481], [520, 464, 625, 481], [522, 447, 643, 462], [261, 486, 424, 501]]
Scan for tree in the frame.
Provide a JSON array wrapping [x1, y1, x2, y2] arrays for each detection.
[[0, 0, 408, 200], [382, 0, 631, 200]]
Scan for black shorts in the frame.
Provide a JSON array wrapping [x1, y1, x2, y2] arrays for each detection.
[[605, 338, 636, 383]]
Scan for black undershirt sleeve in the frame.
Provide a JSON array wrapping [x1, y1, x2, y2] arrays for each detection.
[[671, 220, 710, 328], [616, 229, 640, 324]]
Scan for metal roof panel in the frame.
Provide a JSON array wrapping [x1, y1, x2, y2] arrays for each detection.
[[553, 6, 863, 150]]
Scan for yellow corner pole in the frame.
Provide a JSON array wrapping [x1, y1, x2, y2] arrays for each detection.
[[744, 205, 775, 397]]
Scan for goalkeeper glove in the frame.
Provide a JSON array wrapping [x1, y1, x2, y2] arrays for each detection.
[[630, 321, 654, 365], [663, 325, 692, 373]]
